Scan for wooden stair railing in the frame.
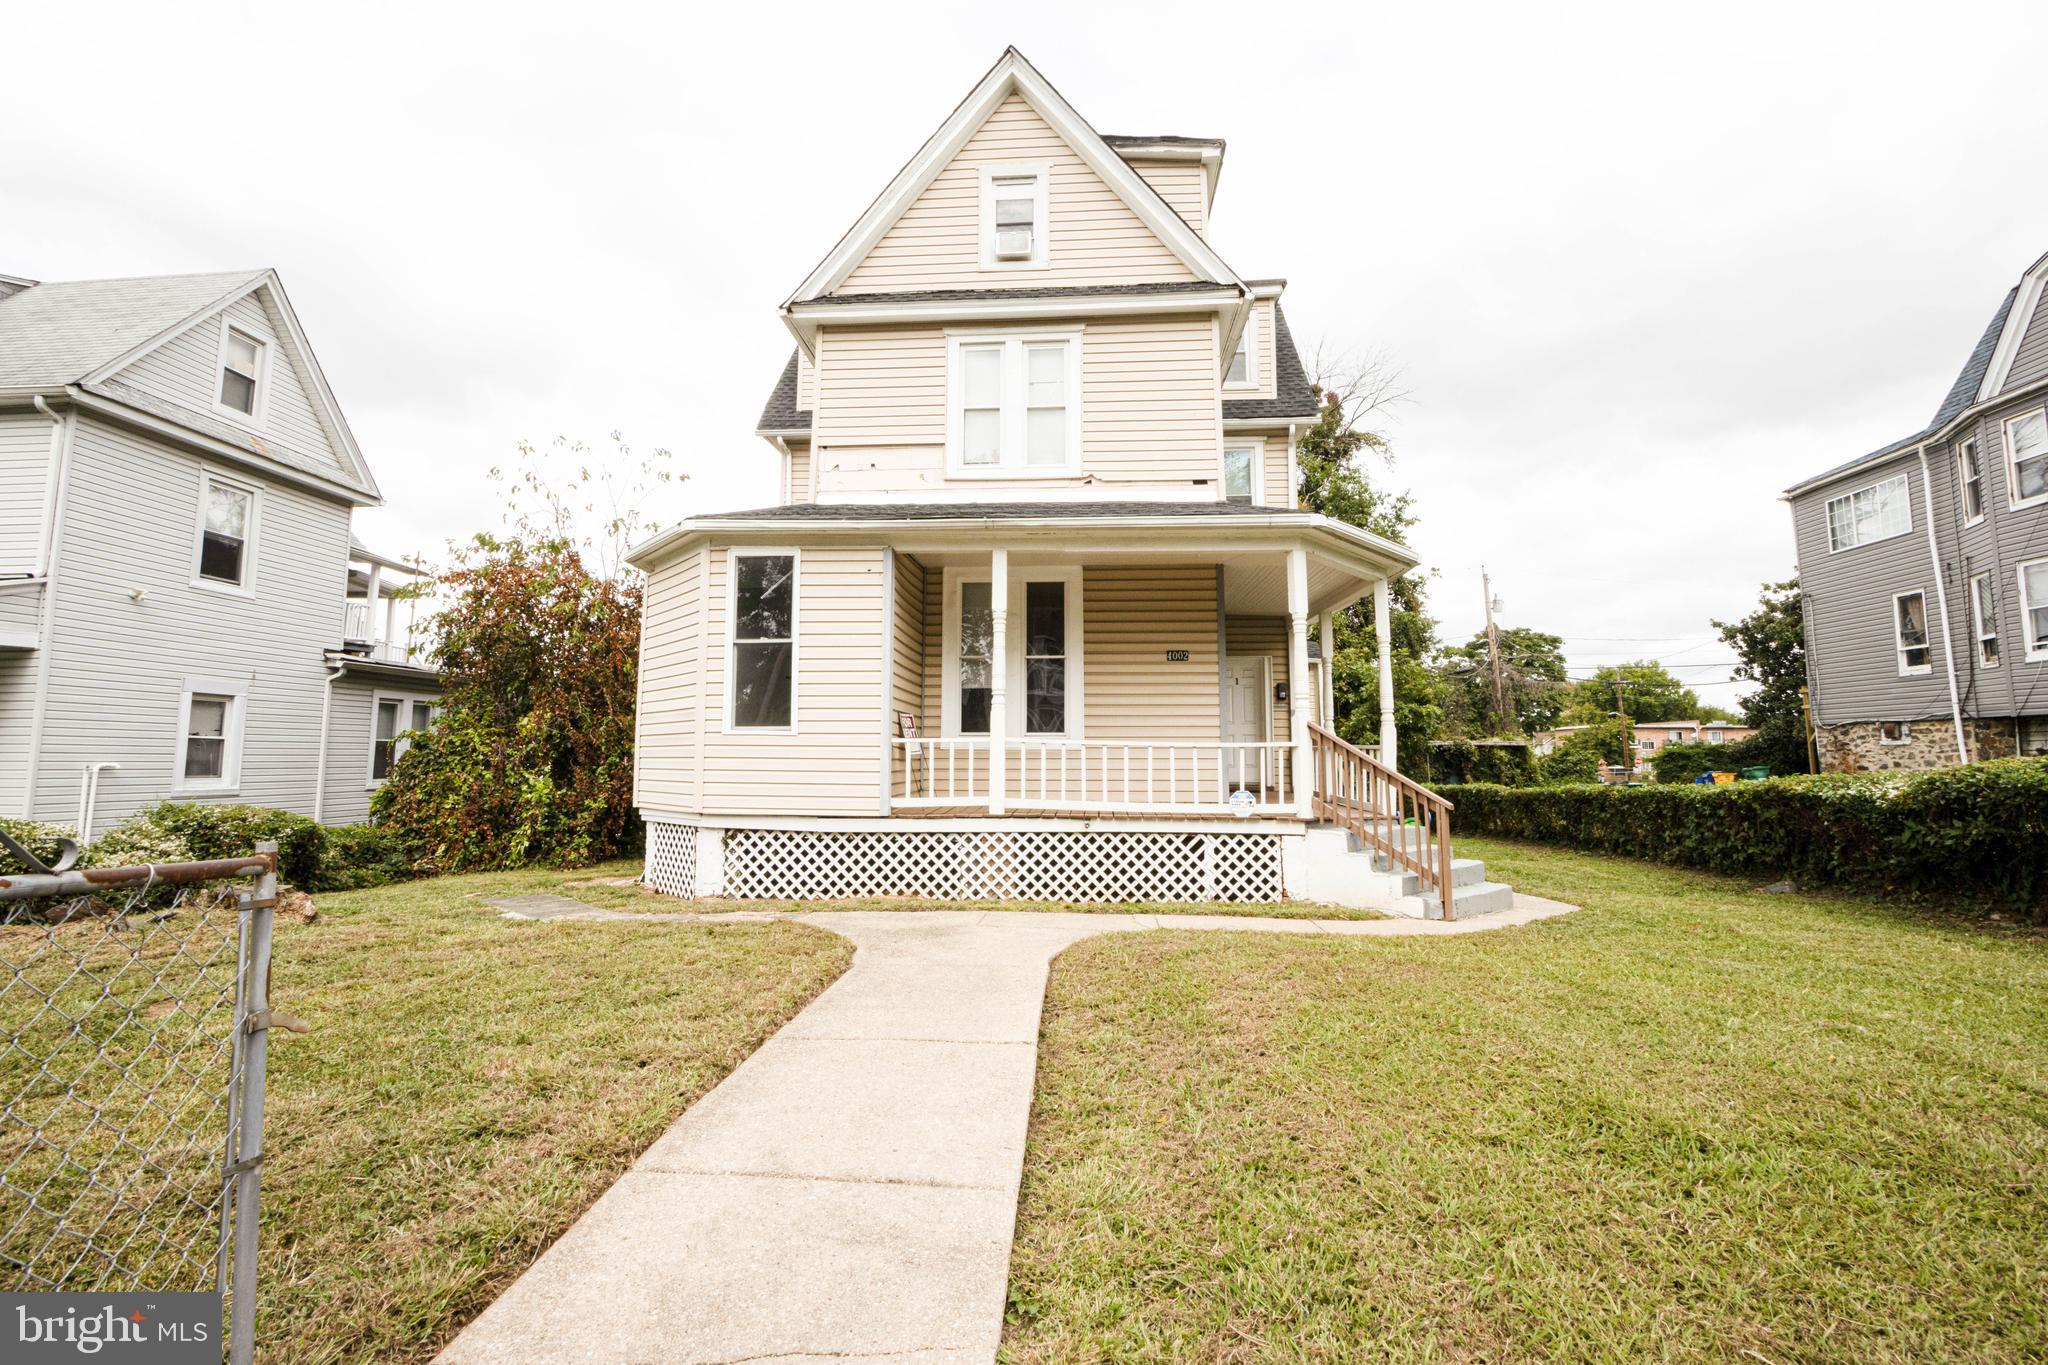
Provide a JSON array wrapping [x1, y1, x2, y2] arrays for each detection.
[[1308, 723, 1458, 919]]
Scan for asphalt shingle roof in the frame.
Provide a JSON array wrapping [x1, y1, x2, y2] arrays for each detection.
[[1223, 303, 1321, 421], [697, 500, 1298, 522], [1785, 284, 2019, 494], [757, 351, 807, 431], [0, 271, 264, 388]]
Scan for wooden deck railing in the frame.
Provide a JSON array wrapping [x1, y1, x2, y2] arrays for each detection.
[[1308, 723, 1457, 918]]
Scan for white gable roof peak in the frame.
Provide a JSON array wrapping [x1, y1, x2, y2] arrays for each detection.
[[1975, 248, 2048, 402], [783, 47, 1247, 307]]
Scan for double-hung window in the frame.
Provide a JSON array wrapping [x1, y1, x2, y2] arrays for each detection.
[[1958, 439, 1985, 524], [2019, 557, 2048, 661], [2005, 409, 2048, 509], [195, 473, 257, 590], [1971, 572, 1999, 668], [371, 697, 437, 782], [1826, 474, 1910, 551], [1224, 316, 1258, 388], [729, 552, 795, 729], [1893, 590, 1931, 675], [1223, 444, 1258, 504], [216, 325, 264, 419], [947, 332, 1080, 475], [981, 166, 1046, 266], [175, 678, 245, 791]]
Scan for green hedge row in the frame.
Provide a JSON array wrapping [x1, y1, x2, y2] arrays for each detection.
[[1444, 758, 2048, 913], [1, 803, 418, 893]]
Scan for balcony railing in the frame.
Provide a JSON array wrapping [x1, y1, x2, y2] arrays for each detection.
[[891, 737, 1296, 814], [340, 598, 421, 665]]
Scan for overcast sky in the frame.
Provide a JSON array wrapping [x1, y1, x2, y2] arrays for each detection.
[[9, 0, 2048, 708]]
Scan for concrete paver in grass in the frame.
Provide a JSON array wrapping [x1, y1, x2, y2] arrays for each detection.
[[435, 895, 1575, 1364]]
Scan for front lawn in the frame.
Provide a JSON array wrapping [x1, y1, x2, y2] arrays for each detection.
[[252, 862, 849, 1363], [1004, 838, 2048, 1362]]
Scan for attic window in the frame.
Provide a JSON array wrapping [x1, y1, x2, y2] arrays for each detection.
[[216, 325, 265, 418], [1225, 314, 1258, 388], [981, 166, 1046, 267]]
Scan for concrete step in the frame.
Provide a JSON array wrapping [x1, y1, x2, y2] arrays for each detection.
[[1390, 879, 1517, 922], [1384, 858, 1488, 896]]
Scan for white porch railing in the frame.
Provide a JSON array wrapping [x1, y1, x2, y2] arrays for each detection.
[[892, 737, 1296, 814], [340, 598, 422, 665]]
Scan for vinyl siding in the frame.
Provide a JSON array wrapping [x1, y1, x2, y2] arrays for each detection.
[[1128, 160, 1207, 237], [1225, 299, 1278, 400], [886, 554, 926, 796], [320, 675, 440, 826], [786, 441, 813, 505], [1257, 434, 1291, 509], [0, 411, 51, 575], [28, 415, 351, 833], [1792, 452, 1955, 726], [1936, 401, 2048, 721], [696, 545, 886, 816], [633, 546, 704, 814], [0, 649, 35, 815], [110, 290, 352, 487], [1084, 564, 1220, 742], [837, 93, 1199, 294], [809, 314, 1222, 495], [2002, 299, 2048, 395]]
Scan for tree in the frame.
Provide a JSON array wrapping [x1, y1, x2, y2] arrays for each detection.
[[1536, 718, 1627, 784], [1437, 626, 1568, 735], [1294, 377, 1445, 774], [1714, 577, 1813, 774], [372, 434, 680, 870], [1562, 661, 1702, 725]]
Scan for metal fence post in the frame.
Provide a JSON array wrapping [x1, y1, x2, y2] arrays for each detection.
[[227, 841, 278, 1365]]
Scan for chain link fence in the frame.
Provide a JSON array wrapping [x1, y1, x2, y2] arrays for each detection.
[[1, 840, 281, 1364]]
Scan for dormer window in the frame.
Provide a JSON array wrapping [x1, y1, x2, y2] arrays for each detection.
[[980, 166, 1047, 267], [216, 325, 265, 419], [1225, 315, 1258, 388]]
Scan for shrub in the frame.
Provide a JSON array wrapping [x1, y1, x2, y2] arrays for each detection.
[[137, 802, 325, 887], [49, 803, 420, 893], [1429, 740, 1538, 787], [0, 818, 80, 874], [1536, 744, 1603, 786], [314, 823, 417, 891], [1446, 758, 2048, 914]]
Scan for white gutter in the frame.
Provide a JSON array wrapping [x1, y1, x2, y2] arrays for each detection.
[[1916, 447, 1971, 765], [1782, 368, 2048, 500], [312, 659, 346, 822]]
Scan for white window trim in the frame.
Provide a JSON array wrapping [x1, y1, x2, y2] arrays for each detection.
[[172, 674, 249, 795], [2002, 407, 2048, 512], [1825, 473, 1912, 553], [1957, 439, 1986, 528], [943, 327, 1084, 479], [939, 566, 1084, 739], [366, 691, 440, 789], [1893, 589, 1932, 677], [1878, 721, 1913, 746], [978, 162, 1050, 269], [723, 547, 800, 735], [1970, 571, 2000, 670], [1223, 441, 1263, 506], [190, 467, 262, 598], [210, 317, 270, 426], [2018, 556, 2048, 662], [1224, 309, 1260, 391]]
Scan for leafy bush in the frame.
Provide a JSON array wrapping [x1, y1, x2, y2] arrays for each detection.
[[1429, 740, 1538, 786], [1535, 744, 1603, 785], [136, 802, 325, 887], [1446, 758, 2048, 914], [0, 818, 80, 874], [315, 822, 418, 891]]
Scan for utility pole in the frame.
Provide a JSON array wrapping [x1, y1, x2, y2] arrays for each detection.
[[1614, 677, 1634, 783], [1482, 567, 1510, 734]]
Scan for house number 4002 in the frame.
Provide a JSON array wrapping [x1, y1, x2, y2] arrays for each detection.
[[1165, 650, 1191, 662]]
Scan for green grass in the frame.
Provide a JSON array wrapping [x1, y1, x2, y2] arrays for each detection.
[[1003, 837, 2048, 1363], [2, 860, 851, 1364]]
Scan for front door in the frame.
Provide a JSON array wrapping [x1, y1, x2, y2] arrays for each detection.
[[1224, 656, 1270, 792]]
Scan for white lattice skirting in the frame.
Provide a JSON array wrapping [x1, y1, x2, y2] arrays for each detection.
[[644, 822, 1284, 903]]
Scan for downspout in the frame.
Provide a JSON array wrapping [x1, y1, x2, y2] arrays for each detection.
[[312, 660, 345, 823], [23, 396, 75, 818], [77, 763, 119, 840], [1916, 446, 1970, 765]]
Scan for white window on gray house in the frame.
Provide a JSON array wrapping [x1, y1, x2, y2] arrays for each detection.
[[1879, 720, 1912, 744], [1971, 572, 1999, 668], [958, 581, 992, 734], [371, 697, 438, 781], [1826, 474, 1910, 552], [197, 476, 254, 586], [2021, 716, 2048, 757], [1958, 439, 1985, 524], [991, 175, 1038, 259], [730, 553, 795, 728], [218, 327, 263, 416], [2020, 558, 2048, 661], [2007, 409, 2048, 507], [1024, 581, 1066, 734], [1893, 591, 1931, 675], [1224, 445, 1257, 504], [183, 695, 230, 781]]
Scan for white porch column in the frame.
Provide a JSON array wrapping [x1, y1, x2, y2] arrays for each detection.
[[1375, 575, 1398, 770], [362, 562, 382, 644], [1318, 613, 1336, 728], [988, 547, 1008, 815], [1287, 549, 1313, 819]]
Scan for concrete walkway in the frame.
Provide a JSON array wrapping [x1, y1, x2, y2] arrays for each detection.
[[434, 897, 1573, 1364]]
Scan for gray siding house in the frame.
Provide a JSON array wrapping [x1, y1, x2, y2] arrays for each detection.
[[1785, 250, 2048, 771], [0, 269, 438, 837]]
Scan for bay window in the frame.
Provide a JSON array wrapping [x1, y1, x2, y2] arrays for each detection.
[[946, 332, 1080, 475]]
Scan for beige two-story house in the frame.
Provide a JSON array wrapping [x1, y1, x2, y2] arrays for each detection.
[[627, 50, 1511, 916]]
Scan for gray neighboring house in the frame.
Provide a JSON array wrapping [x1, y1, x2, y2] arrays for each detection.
[[1784, 249, 2048, 771], [0, 268, 438, 837]]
